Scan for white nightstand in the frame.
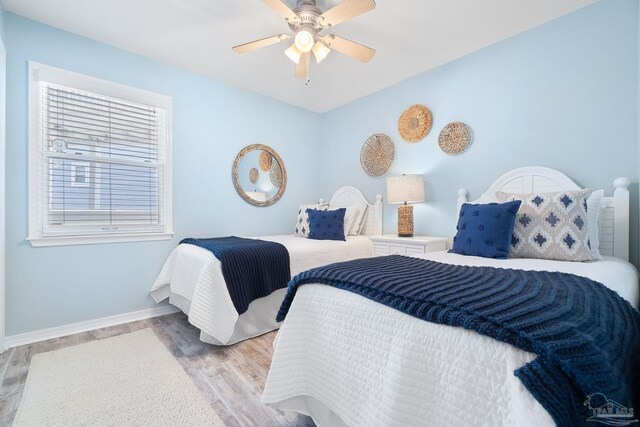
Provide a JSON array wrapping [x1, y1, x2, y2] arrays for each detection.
[[370, 235, 449, 257]]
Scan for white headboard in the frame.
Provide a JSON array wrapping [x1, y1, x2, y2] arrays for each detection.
[[456, 166, 630, 261], [320, 186, 383, 236]]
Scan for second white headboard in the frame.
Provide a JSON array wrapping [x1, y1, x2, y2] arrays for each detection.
[[320, 186, 383, 236]]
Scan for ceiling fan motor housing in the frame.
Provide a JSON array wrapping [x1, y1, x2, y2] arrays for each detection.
[[295, 0, 321, 11], [290, 0, 322, 30]]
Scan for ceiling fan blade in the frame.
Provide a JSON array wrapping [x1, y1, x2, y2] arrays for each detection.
[[318, 0, 376, 28], [260, 0, 301, 24], [232, 34, 291, 53], [320, 35, 375, 62], [294, 52, 310, 78]]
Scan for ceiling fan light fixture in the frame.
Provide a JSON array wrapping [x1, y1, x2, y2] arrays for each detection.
[[312, 41, 331, 63], [232, 0, 377, 77], [294, 29, 315, 53], [285, 44, 302, 64]]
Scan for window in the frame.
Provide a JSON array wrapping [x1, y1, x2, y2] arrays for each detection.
[[28, 62, 173, 246]]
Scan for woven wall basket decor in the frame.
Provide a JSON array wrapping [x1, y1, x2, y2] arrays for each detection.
[[259, 151, 273, 171], [438, 122, 473, 155], [398, 104, 433, 143], [269, 161, 283, 188], [249, 168, 259, 184], [360, 133, 395, 177]]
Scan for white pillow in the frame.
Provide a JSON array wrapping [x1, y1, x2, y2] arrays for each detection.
[[295, 203, 328, 237], [355, 205, 368, 235], [332, 205, 369, 236], [343, 207, 362, 237], [586, 190, 603, 259], [349, 208, 364, 236]]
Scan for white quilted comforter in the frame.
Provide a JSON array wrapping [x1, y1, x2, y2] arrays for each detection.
[[262, 252, 639, 427], [149, 235, 372, 345]]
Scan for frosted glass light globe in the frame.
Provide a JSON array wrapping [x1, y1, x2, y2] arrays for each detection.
[[294, 30, 314, 53]]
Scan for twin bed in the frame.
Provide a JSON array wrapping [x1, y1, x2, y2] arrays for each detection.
[[261, 167, 639, 427], [149, 186, 383, 345], [150, 166, 639, 426]]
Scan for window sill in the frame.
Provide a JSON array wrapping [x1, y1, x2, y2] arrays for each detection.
[[27, 232, 174, 247]]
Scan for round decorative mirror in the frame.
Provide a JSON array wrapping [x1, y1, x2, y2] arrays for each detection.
[[232, 144, 287, 207]]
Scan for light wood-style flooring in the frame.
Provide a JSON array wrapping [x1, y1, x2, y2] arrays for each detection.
[[0, 313, 315, 427]]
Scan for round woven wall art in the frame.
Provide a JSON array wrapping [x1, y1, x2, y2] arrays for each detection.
[[269, 161, 283, 188], [398, 104, 432, 143], [259, 151, 273, 172], [249, 168, 259, 184], [360, 133, 395, 177], [438, 122, 473, 155]]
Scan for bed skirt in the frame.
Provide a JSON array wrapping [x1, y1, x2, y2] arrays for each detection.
[[151, 286, 285, 345]]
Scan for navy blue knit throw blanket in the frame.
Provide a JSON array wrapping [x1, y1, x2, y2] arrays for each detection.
[[277, 255, 640, 426], [181, 236, 290, 314]]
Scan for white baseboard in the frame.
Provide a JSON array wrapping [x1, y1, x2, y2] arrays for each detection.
[[5, 305, 180, 349]]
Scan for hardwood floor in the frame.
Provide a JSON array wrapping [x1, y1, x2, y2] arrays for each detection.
[[0, 313, 315, 427]]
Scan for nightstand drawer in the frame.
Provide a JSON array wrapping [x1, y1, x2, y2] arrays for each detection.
[[370, 235, 449, 257], [373, 243, 390, 256], [388, 244, 407, 256], [373, 243, 408, 256]]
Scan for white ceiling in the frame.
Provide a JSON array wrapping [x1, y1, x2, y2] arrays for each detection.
[[2, 0, 595, 112]]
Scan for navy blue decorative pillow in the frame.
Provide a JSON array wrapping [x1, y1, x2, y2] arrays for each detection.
[[450, 201, 522, 259], [307, 208, 346, 241]]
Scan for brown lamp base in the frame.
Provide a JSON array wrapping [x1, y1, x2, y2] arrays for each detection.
[[397, 204, 414, 237]]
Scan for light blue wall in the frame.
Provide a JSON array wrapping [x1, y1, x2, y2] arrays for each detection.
[[320, 0, 640, 267], [1, 3, 5, 345], [0, 4, 5, 41], [4, 14, 323, 335]]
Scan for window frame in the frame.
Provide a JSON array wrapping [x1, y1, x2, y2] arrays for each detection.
[[28, 62, 174, 247]]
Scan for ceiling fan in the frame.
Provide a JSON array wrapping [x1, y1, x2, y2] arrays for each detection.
[[232, 0, 376, 78]]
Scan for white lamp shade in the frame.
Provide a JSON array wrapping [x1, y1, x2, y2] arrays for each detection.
[[386, 174, 426, 204], [312, 42, 331, 63], [285, 44, 302, 64]]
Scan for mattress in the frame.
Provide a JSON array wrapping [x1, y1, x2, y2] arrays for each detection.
[[149, 235, 372, 345], [262, 252, 639, 427]]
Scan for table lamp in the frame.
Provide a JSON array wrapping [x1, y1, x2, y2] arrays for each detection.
[[386, 174, 426, 237]]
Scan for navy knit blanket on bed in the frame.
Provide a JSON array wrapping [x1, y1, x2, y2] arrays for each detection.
[[277, 255, 640, 427], [181, 236, 290, 315]]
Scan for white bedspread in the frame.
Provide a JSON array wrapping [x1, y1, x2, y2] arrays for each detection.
[[262, 252, 639, 427], [149, 235, 372, 345]]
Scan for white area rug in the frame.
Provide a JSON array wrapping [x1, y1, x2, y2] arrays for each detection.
[[13, 328, 225, 426]]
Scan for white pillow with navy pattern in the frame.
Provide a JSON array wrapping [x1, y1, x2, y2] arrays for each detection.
[[295, 203, 328, 237], [495, 189, 595, 262]]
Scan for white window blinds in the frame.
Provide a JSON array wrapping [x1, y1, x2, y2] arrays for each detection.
[[29, 63, 173, 246]]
